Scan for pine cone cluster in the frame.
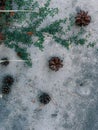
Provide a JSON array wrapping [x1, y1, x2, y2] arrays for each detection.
[[39, 93, 51, 105], [49, 57, 63, 71], [75, 10, 91, 26]]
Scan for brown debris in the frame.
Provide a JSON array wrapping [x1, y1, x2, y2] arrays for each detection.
[[27, 32, 33, 36], [0, 33, 4, 40]]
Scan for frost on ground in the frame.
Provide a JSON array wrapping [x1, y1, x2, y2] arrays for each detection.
[[0, 0, 98, 130]]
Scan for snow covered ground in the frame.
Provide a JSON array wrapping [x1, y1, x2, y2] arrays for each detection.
[[0, 0, 98, 130]]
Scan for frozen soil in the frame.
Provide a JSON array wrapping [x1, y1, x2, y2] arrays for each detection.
[[0, 0, 98, 130]]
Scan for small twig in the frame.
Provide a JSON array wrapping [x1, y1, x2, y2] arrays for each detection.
[[0, 60, 27, 63], [0, 10, 35, 12]]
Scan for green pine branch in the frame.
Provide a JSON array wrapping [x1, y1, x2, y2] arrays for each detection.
[[40, 19, 66, 35], [3, 0, 96, 67], [15, 45, 32, 67]]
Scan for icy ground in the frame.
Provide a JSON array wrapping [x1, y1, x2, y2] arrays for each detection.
[[0, 0, 98, 130]]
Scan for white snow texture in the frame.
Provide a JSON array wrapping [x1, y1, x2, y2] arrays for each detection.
[[0, 0, 98, 130]]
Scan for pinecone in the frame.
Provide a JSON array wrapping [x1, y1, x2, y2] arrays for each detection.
[[75, 10, 91, 26], [49, 57, 63, 71], [2, 85, 11, 94], [39, 93, 51, 105], [3, 75, 14, 86], [0, 58, 9, 66]]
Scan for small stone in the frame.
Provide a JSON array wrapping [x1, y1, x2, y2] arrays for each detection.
[[49, 57, 63, 71], [39, 92, 51, 105]]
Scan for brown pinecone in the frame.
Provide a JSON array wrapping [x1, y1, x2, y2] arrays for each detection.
[[49, 57, 63, 71], [2, 85, 11, 94], [3, 75, 14, 86], [75, 10, 91, 26], [39, 93, 51, 105], [0, 58, 9, 66]]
